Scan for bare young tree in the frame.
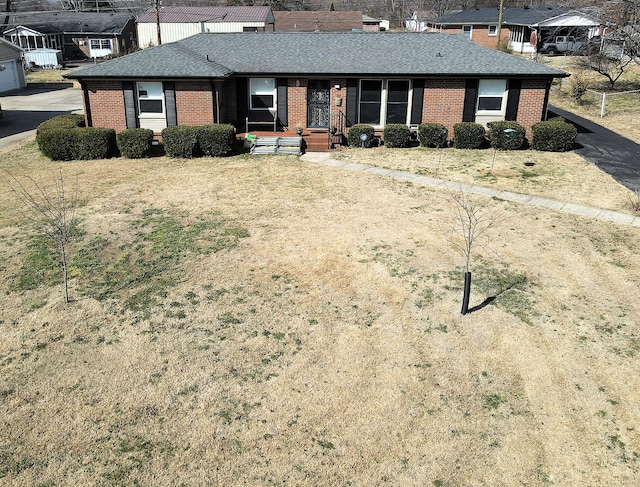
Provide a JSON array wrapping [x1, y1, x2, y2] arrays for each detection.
[[448, 190, 499, 315], [5, 169, 79, 304]]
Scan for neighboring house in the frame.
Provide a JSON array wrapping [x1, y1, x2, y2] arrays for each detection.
[[0, 38, 26, 92], [66, 32, 567, 143], [426, 7, 606, 55], [1, 12, 137, 60], [273, 11, 363, 32], [136, 6, 275, 48], [362, 15, 385, 32]]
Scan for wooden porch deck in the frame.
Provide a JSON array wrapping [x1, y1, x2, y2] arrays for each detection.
[[237, 129, 334, 153]]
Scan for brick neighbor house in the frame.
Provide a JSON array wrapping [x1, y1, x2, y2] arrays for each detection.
[[425, 7, 605, 55], [66, 31, 568, 147]]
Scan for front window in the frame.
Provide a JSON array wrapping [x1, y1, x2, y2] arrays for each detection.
[[90, 39, 111, 50], [250, 78, 275, 110], [488, 25, 497, 36], [359, 80, 382, 125], [477, 79, 507, 112], [386, 80, 409, 124], [359, 79, 411, 126], [463, 25, 472, 38], [137, 81, 164, 115]]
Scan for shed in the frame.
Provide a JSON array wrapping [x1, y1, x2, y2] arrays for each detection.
[[0, 38, 26, 93], [25, 48, 63, 68]]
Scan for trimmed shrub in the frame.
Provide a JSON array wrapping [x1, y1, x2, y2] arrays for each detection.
[[74, 128, 117, 160], [418, 123, 448, 148], [36, 113, 85, 135], [487, 121, 526, 150], [531, 118, 577, 152], [197, 124, 236, 157], [36, 114, 86, 160], [36, 129, 77, 161], [117, 128, 154, 159], [162, 126, 200, 158], [347, 124, 376, 148], [383, 124, 410, 148], [453, 122, 487, 149]]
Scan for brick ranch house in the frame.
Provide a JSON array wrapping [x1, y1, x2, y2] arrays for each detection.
[[66, 31, 568, 145]]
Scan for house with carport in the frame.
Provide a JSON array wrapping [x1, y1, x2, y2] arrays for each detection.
[[66, 31, 568, 150]]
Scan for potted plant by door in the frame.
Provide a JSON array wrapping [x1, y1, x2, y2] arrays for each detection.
[[295, 124, 304, 136]]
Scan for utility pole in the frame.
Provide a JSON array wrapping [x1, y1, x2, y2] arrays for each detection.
[[496, 0, 505, 48], [155, 0, 162, 45]]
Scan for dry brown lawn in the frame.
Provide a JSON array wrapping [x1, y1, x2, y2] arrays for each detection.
[[1, 139, 639, 486], [545, 56, 640, 144]]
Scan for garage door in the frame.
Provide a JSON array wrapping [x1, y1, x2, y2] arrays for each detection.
[[0, 60, 20, 93]]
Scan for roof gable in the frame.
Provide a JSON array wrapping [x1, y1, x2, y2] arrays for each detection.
[[68, 31, 567, 79]]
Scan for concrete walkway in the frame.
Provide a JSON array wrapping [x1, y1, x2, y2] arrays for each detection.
[[300, 152, 640, 228]]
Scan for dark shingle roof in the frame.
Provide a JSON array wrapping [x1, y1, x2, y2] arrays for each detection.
[[68, 31, 567, 80], [429, 7, 572, 27], [137, 6, 274, 24], [2, 11, 134, 35]]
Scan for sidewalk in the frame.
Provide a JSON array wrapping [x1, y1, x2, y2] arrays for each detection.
[[300, 152, 640, 228]]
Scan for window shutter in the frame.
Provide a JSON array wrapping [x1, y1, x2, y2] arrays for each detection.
[[164, 81, 177, 127], [276, 78, 288, 128], [505, 79, 521, 121], [122, 81, 138, 129], [462, 79, 478, 122], [237, 78, 248, 126], [346, 78, 358, 127], [410, 79, 424, 125]]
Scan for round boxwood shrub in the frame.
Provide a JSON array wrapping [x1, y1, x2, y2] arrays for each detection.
[[36, 114, 86, 160], [531, 118, 577, 152], [383, 124, 410, 148], [347, 124, 375, 148], [117, 128, 154, 159], [197, 124, 236, 157], [487, 121, 526, 150], [453, 122, 487, 149], [418, 123, 448, 148], [74, 128, 117, 160], [162, 126, 200, 158]]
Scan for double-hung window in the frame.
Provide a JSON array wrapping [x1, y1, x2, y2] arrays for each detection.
[[359, 79, 411, 127], [359, 80, 383, 125], [137, 81, 164, 115], [463, 25, 472, 38], [477, 79, 507, 113], [250, 78, 275, 110], [89, 39, 111, 50], [488, 25, 498, 36]]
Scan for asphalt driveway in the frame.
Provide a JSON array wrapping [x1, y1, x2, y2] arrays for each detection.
[[549, 105, 640, 192], [0, 83, 83, 150]]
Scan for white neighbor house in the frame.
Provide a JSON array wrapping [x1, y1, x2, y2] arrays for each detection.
[[136, 6, 275, 48]]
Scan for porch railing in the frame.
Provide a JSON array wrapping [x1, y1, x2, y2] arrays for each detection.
[[329, 111, 348, 150]]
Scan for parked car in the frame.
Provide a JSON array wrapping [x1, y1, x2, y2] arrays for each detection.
[[540, 36, 586, 55]]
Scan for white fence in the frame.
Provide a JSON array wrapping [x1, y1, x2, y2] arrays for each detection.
[[583, 88, 640, 117]]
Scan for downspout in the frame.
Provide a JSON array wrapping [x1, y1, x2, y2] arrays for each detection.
[[79, 80, 93, 127]]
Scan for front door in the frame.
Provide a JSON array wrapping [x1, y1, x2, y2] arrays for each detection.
[[307, 80, 330, 128]]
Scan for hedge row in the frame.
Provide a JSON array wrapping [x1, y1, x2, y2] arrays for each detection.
[[161, 124, 236, 158], [347, 119, 575, 152], [36, 116, 238, 160]]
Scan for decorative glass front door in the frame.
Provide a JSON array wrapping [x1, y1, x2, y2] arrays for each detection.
[[307, 80, 330, 128]]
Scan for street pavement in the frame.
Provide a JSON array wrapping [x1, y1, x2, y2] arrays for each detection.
[[0, 83, 83, 150]]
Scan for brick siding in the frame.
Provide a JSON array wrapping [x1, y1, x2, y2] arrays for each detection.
[[84, 79, 127, 132], [439, 26, 511, 49], [517, 79, 549, 133], [175, 80, 214, 126], [421, 79, 466, 136], [287, 78, 307, 130]]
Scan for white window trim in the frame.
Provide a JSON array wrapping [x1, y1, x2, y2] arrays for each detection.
[[136, 81, 165, 119], [476, 79, 508, 116], [358, 79, 413, 128], [488, 25, 498, 36], [89, 38, 112, 50], [462, 25, 472, 39], [249, 77, 276, 111]]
